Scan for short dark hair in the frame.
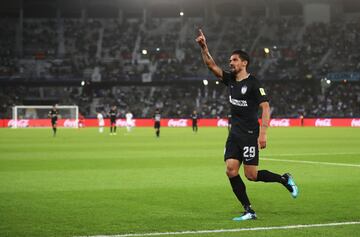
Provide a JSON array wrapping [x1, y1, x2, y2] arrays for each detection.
[[231, 49, 250, 69]]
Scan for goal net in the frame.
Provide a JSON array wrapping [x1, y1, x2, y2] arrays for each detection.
[[11, 105, 79, 128]]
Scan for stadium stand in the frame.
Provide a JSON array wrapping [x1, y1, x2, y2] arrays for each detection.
[[0, 0, 359, 119]]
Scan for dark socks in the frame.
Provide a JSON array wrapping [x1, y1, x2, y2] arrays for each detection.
[[110, 127, 113, 133], [229, 175, 251, 209], [114, 126, 116, 133], [257, 170, 286, 184], [53, 127, 56, 136], [156, 130, 160, 137]]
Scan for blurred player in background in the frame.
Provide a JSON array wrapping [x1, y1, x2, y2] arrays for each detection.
[[97, 111, 104, 133], [196, 29, 298, 221], [109, 105, 118, 135], [78, 113, 85, 128], [125, 111, 133, 132], [48, 105, 58, 137], [154, 108, 161, 138], [191, 110, 198, 133]]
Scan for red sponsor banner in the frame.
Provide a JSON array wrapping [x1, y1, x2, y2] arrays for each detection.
[[6, 119, 80, 128], [0, 118, 359, 128]]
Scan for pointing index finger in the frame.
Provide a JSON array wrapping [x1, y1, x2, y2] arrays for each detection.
[[198, 29, 204, 37]]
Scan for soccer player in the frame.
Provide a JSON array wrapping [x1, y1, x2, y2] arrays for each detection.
[[154, 108, 161, 137], [97, 111, 104, 133], [48, 105, 58, 137], [191, 110, 198, 132], [109, 105, 117, 135], [78, 113, 85, 128], [196, 29, 298, 221], [125, 111, 134, 132]]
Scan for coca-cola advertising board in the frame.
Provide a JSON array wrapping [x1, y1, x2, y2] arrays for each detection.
[[1, 118, 359, 128]]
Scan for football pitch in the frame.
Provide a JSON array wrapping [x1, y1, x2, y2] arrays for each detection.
[[0, 127, 359, 237]]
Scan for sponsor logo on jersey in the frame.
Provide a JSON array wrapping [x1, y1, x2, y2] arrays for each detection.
[[241, 85, 247, 94], [315, 119, 332, 127], [229, 96, 248, 107]]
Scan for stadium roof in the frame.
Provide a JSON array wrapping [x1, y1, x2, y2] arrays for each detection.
[[0, 0, 360, 18]]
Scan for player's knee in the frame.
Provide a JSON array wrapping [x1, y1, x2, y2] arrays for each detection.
[[245, 172, 257, 181], [226, 168, 238, 178]]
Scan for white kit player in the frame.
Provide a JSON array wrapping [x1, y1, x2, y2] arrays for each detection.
[[97, 112, 105, 133], [125, 111, 134, 132]]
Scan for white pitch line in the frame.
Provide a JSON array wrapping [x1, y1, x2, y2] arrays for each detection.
[[78, 221, 360, 237], [263, 158, 360, 168], [265, 152, 360, 157]]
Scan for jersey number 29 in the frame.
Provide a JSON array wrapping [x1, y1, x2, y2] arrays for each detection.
[[243, 146, 255, 158]]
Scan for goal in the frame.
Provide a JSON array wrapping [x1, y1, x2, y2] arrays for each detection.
[[12, 105, 79, 128]]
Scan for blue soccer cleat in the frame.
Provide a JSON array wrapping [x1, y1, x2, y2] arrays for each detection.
[[232, 211, 257, 221], [283, 173, 299, 198]]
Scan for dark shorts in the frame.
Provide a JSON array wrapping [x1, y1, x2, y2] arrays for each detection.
[[192, 120, 197, 126], [224, 133, 259, 166], [110, 118, 116, 125], [154, 121, 160, 129], [51, 119, 57, 126]]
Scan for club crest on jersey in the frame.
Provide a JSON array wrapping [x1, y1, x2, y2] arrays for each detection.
[[241, 86, 247, 94], [259, 88, 266, 96]]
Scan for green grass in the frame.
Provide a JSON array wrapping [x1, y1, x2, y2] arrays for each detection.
[[0, 127, 359, 237]]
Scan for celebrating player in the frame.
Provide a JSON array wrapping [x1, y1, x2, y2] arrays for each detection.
[[48, 105, 58, 137], [109, 105, 118, 135], [154, 108, 161, 138], [196, 29, 298, 221]]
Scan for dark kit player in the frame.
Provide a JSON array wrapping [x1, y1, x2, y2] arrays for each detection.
[[48, 105, 58, 137], [196, 29, 298, 221], [109, 105, 118, 135], [191, 110, 198, 132], [154, 108, 161, 137]]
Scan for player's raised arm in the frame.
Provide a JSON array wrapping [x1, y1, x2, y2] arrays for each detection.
[[196, 29, 223, 79]]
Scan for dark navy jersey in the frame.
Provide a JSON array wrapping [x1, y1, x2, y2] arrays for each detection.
[[154, 112, 161, 122], [221, 71, 269, 136], [191, 113, 198, 121], [109, 109, 117, 119], [48, 109, 58, 120]]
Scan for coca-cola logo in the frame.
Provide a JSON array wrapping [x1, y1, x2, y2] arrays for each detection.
[[270, 119, 290, 127], [217, 119, 228, 127], [63, 119, 78, 128], [116, 119, 128, 127], [8, 119, 29, 128], [351, 119, 360, 127], [168, 119, 188, 127], [315, 119, 332, 127]]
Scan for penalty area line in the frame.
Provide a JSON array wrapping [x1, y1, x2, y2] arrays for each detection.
[[78, 221, 360, 237]]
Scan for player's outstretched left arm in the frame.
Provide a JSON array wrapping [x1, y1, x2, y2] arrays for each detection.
[[258, 102, 270, 149]]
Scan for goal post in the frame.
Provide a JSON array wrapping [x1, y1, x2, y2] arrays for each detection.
[[12, 105, 79, 128]]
